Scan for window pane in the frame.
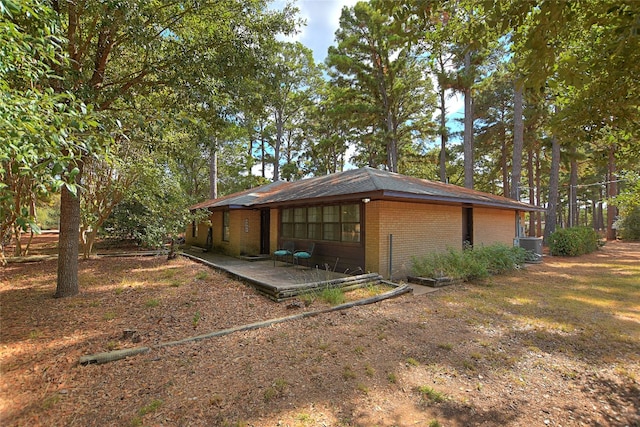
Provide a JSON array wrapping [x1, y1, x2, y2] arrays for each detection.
[[222, 211, 230, 241], [308, 223, 322, 240], [342, 223, 361, 242], [294, 223, 307, 239], [308, 206, 322, 223], [323, 223, 340, 241], [294, 207, 306, 223], [323, 205, 339, 223], [282, 208, 293, 222], [342, 204, 360, 222], [282, 223, 294, 238]]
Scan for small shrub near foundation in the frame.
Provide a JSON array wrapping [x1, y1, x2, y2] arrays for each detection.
[[412, 244, 527, 280]]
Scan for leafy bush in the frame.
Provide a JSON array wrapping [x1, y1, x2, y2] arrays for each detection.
[[548, 226, 600, 256], [411, 243, 527, 281], [618, 207, 640, 241]]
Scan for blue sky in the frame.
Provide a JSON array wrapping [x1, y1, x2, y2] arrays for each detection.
[[269, 0, 464, 153], [271, 0, 360, 64]]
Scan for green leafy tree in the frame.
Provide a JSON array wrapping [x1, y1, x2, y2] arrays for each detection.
[[326, 0, 436, 173], [0, 1, 99, 264], [38, 0, 295, 297]]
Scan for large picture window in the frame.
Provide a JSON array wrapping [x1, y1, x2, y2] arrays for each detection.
[[281, 203, 361, 243]]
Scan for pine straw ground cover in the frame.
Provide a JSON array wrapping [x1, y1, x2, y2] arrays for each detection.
[[1, 241, 639, 427]]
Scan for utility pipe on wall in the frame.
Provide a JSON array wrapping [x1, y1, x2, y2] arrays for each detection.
[[388, 234, 393, 281]]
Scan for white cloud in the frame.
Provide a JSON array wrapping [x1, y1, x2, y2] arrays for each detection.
[[272, 0, 361, 64]]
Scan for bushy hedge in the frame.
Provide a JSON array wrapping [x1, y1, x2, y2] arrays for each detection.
[[548, 226, 600, 256], [411, 244, 528, 281], [618, 207, 640, 241]]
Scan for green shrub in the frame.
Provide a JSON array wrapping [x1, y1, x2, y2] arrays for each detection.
[[411, 243, 526, 281], [618, 207, 640, 241], [548, 226, 600, 256]]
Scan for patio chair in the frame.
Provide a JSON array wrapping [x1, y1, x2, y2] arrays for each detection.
[[293, 242, 315, 267], [273, 241, 295, 266]]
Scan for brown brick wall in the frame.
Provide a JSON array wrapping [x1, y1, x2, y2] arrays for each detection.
[[473, 207, 516, 246], [185, 218, 210, 248], [365, 201, 463, 279], [237, 210, 261, 255]]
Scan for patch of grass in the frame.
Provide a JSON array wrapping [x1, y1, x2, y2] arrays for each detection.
[[470, 352, 482, 360], [103, 311, 116, 321], [145, 298, 160, 308], [114, 286, 124, 295], [462, 360, 476, 371], [28, 330, 43, 340], [41, 393, 61, 409], [319, 287, 346, 305], [428, 420, 442, 427], [169, 279, 182, 287], [192, 311, 201, 328], [342, 365, 357, 380], [364, 363, 375, 377], [387, 372, 397, 383], [406, 357, 420, 367], [416, 385, 446, 403], [356, 383, 369, 394], [131, 398, 163, 424], [195, 271, 209, 280], [264, 378, 287, 402], [297, 412, 312, 424], [298, 292, 316, 306], [437, 343, 453, 351], [106, 341, 119, 351], [354, 345, 365, 355]]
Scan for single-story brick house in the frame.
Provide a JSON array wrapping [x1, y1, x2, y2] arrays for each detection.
[[187, 167, 540, 279]]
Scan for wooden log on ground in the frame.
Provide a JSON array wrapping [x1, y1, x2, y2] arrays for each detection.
[[79, 347, 150, 365]]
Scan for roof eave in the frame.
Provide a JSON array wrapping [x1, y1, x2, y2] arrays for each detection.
[[380, 190, 542, 212]]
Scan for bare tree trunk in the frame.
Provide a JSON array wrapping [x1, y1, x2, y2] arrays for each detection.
[[56, 184, 80, 298], [273, 111, 282, 181], [543, 135, 561, 244], [535, 147, 542, 236], [439, 87, 447, 182], [209, 140, 218, 200], [527, 146, 535, 236], [501, 133, 509, 197], [510, 82, 524, 200], [568, 146, 578, 227], [606, 145, 618, 240], [463, 51, 474, 189]]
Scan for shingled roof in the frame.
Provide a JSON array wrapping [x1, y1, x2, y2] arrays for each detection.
[[190, 167, 540, 211]]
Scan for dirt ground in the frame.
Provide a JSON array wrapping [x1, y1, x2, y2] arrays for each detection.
[[1, 238, 639, 426]]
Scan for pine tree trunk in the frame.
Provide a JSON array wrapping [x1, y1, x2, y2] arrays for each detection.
[[439, 88, 447, 183], [543, 136, 561, 244], [527, 146, 535, 236], [209, 141, 218, 200], [535, 148, 542, 236], [606, 146, 618, 240], [510, 82, 524, 200], [55, 184, 80, 298], [273, 111, 282, 182], [463, 51, 474, 189], [501, 133, 509, 197], [569, 147, 578, 227]]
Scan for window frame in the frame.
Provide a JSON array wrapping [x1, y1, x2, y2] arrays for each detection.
[[222, 211, 230, 242], [280, 203, 362, 243]]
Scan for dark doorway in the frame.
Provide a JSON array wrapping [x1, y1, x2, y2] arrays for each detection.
[[462, 207, 473, 247], [260, 209, 270, 255]]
